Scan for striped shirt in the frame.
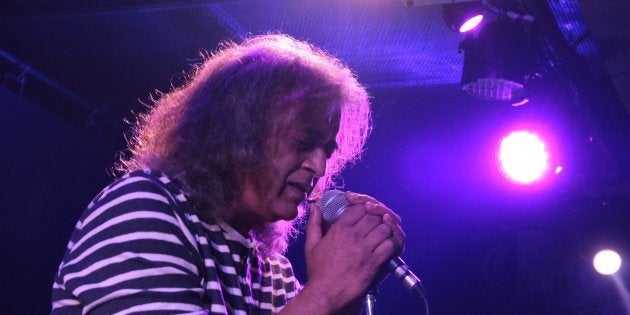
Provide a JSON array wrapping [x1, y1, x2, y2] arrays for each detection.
[[51, 169, 301, 314]]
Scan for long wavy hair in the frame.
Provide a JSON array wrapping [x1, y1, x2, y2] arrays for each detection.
[[117, 34, 371, 256]]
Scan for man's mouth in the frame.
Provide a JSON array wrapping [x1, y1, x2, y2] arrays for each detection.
[[287, 182, 312, 197]]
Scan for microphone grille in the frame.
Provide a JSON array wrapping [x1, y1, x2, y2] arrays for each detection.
[[319, 190, 349, 223]]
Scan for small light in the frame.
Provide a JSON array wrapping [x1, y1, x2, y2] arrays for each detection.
[[511, 98, 530, 107], [443, 2, 485, 34], [459, 14, 484, 33], [554, 166, 563, 174], [593, 249, 622, 275]]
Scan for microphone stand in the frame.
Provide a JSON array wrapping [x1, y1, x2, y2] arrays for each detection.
[[362, 286, 378, 315]]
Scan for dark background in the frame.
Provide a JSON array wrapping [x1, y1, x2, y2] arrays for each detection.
[[1, 0, 630, 314]]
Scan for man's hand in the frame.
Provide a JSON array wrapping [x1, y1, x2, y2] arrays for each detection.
[[302, 192, 405, 313]]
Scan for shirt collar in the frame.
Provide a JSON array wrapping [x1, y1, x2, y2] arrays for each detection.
[[216, 220, 258, 250]]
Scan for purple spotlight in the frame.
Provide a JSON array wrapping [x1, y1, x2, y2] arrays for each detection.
[[443, 2, 485, 33], [459, 14, 484, 33], [498, 131, 549, 184]]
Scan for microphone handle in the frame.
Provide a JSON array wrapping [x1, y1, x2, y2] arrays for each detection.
[[388, 257, 430, 314], [363, 286, 378, 315], [388, 257, 427, 300]]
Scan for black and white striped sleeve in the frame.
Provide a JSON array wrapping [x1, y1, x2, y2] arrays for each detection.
[[51, 175, 206, 314]]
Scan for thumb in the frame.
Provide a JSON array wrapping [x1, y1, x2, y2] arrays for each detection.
[[304, 202, 323, 254]]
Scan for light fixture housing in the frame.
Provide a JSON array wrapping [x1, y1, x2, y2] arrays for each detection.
[[459, 17, 536, 103]]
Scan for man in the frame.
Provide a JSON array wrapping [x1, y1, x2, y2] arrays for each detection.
[[51, 34, 405, 314]]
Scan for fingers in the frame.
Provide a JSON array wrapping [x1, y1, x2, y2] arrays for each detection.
[[348, 211, 382, 240], [325, 191, 405, 258], [347, 211, 401, 256], [341, 192, 405, 256], [372, 237, 398, 263], [364, 222, 398, 266], [344, 191, 381, 206], [345, 192, 401, 223], [334, 200, 395, 228], [384, 213, 405, 255], [363, 222, 393, 247], [305, 203, 323, 255], [334, 203, 367, 226]]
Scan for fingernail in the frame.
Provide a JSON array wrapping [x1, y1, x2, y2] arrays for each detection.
[[366, 201, 376, 209]]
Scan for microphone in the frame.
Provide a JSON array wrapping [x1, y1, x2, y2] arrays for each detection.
[[319, 189, 428, 301]]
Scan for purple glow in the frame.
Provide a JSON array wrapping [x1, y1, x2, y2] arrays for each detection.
[[459, 14, 484, 33], [498, 131, 549, 184]]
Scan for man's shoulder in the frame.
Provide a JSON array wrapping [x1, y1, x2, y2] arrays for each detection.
[[73, 169, 190, 230], [90, 169, 182, 205]]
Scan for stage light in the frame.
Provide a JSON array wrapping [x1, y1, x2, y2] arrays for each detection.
[[443, 1, 486, 33], [459, 17, 536, 103], [498, 131, 549, 184], [593, 249, 622, 276], [459, 14, 484, 33]]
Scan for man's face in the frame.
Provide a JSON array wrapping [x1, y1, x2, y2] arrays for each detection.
[[234, 106, 339, 228]]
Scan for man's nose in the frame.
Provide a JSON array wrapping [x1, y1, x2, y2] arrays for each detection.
[[302, 147, 327, 177]]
